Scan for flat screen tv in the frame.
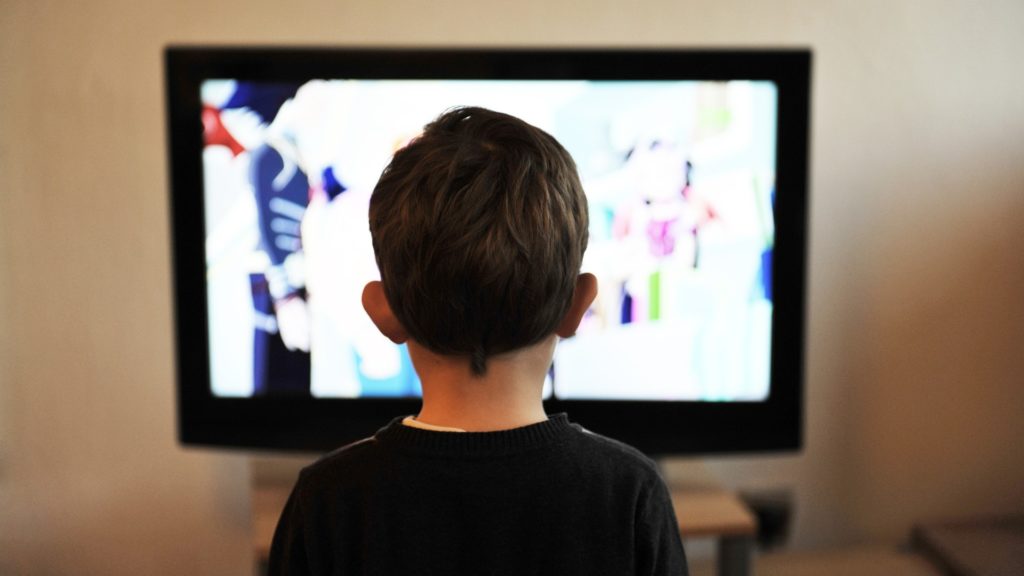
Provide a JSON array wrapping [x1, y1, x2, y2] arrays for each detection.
[[166, 47, 810, 455]]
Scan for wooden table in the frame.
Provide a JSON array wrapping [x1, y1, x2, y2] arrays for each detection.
[[673, 489, 758, 576], [253, 486, 290, 563]]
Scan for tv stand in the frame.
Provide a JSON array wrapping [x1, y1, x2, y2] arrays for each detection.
[[671, 487, 757, 576], [661, 458, 757, 576]]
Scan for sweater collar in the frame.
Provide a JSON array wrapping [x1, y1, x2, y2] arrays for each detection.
[[376, 413, 575, 458]]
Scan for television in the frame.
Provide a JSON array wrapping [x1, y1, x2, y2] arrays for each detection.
[[166, 47, 810, 455]]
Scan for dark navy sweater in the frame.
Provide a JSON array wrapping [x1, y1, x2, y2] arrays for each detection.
[[268, 414, 688, 576]]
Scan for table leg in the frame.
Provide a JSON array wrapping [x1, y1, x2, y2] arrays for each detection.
[[718, 535, 753, 576]]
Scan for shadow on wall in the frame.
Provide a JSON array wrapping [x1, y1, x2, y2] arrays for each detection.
[[846, 166, 1024, 540]]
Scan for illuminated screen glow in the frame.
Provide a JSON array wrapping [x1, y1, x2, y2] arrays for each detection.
[[201, 79, 777, 401]]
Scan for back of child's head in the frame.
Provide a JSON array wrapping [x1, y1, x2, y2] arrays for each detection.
[[369, 106, 588, 375]]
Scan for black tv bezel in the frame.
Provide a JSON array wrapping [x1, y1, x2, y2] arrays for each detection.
[[166, 47, 810, 455]]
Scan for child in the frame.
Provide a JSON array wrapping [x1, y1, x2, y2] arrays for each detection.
[[268, 106, 688, 575]]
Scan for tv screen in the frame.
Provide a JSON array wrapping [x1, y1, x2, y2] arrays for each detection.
[[167, 48, 810, 454]]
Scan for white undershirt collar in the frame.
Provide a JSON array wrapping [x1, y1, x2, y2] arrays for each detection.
[[401, 416, 467, 433]]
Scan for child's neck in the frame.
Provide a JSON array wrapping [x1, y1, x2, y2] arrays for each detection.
[[407, 338, 554, 432]]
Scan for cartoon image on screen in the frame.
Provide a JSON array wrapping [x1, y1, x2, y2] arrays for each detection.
[[200, 79, 777, 401]]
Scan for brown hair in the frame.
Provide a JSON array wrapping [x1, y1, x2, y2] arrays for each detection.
[[368, 106, 589, 375]]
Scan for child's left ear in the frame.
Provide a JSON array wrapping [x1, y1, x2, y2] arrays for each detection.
[[556, 273, 598, 338], [362, 281, 410, 344]]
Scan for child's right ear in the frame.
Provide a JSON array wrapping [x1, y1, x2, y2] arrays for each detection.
[[361, 281, 410, 344]]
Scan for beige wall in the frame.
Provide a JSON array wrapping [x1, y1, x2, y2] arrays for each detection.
[[2, 0, 1022, 573], [688, 0, 1024, 547]]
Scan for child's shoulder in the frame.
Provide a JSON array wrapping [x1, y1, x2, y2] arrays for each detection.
[[567, 423, 663, 480], [295, 429, 388, 490]]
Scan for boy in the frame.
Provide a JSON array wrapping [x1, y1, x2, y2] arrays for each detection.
[[268, 107, 688, 575]]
